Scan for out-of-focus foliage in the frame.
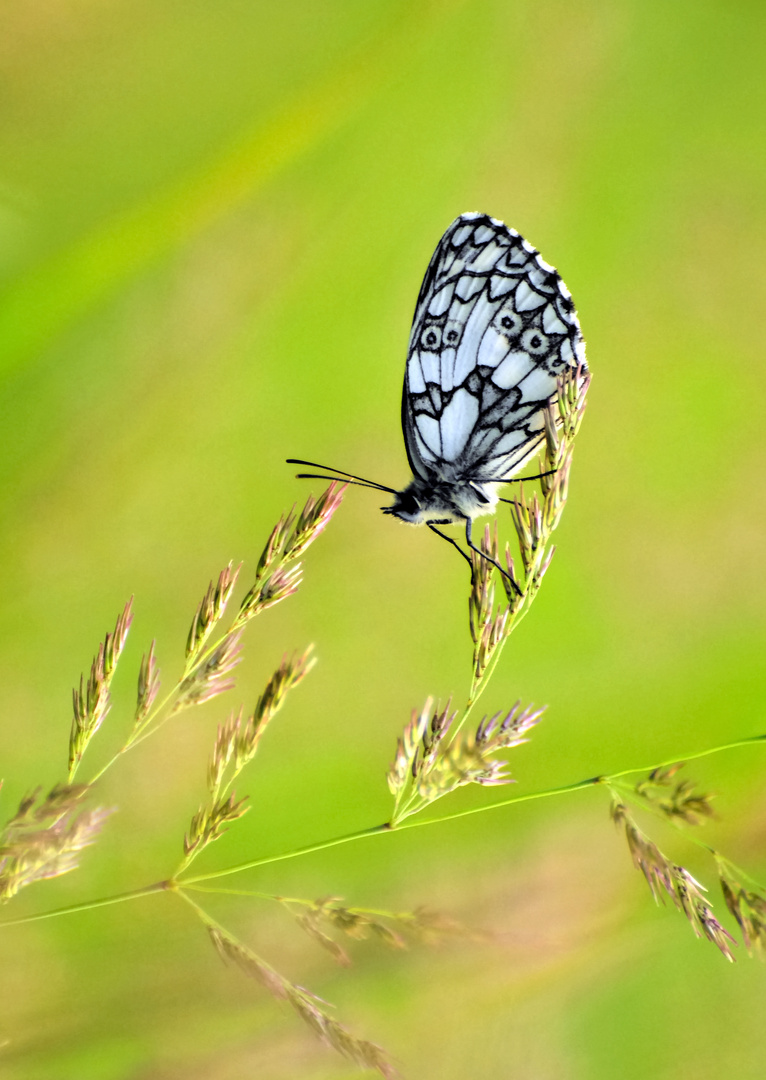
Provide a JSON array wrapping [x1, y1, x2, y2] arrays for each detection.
[[1, 1, 765, 1077]]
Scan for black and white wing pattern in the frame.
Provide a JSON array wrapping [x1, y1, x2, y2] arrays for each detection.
[[402, 212, 586, 484]]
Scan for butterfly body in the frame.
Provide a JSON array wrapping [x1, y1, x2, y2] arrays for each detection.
[[289, 211, 586, 585], [384, 473, 501, 526]]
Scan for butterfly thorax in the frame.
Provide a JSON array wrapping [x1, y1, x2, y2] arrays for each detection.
[[384, 474, 499, 526]]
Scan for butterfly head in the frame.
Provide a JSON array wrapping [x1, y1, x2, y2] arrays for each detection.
[[382, 485, 425, 524]]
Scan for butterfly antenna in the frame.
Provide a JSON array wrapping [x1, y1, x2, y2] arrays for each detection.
[[294, 473, 392, 493], [286, 459, 397, 495]]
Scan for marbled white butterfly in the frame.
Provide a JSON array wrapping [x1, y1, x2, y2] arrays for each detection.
[[289, 212, 587, 588]]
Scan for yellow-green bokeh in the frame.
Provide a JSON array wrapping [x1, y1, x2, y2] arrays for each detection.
[[1, 1, 765, 1076]]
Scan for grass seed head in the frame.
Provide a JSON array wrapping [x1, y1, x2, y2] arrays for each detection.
[[178, 649, 315, 872], [717, 860, 766, 956], [134, 640, 161, 728], [612, 800, 737, 960], [237, 483, 345, 626], [185, 563, 241, 668], [634, 765, 716, 825], [285, 482, 347, 561], [183, 792, 249, 861], [0, 785, 111, 900], [475, 702, 545, 749], [69, 599, 134, 778], [206, 922, 396, 1078], [173, 630, 243, 712], [296, 909, 353, 966]]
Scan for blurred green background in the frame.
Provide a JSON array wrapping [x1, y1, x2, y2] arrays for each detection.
[[2, 0, 765, 1076]]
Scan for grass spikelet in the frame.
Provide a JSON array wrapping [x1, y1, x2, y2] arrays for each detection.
[[68, 599, 134, 780], [255, 562, 304, 611], [389, 698, 542, 824], [611, 800, 736, 960], [284, 482, 348, 560], [715, 857, 766, 956], [173, 630, 243, 712], [415, 741, 505, 797], [205, 921, 396, 1078], [177, 648, 316, 873], [206, 707, 243, 795], [402, 905, 477, 944], [0, 785, 111, 900], [282, 894, 479, 957], [207, 923, 288, 996], [185, 562, 241, 668], [469, 526, 511, 689], [475, 701, 545, 751], [611, 800, 675, 902], [634, 764, 716, 825], [295, 908, 353, 966], [387, 699, 432, 802], [183, 792, 249, 865], [306, 898, 407, 950], [285, 984, 397, 1079], [134, 641, 161, 729], [236, 483, 345, 626], [247, 647, 316, 750], [419, 698, 457, 773], [673, 866, 737, 961], [556, 361, 590, 442]]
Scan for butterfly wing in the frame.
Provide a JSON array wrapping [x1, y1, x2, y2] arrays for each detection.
[[401, 213, 586, 484]]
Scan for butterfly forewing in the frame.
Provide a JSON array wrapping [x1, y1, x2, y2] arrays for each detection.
[[402, 213, 586, 485]]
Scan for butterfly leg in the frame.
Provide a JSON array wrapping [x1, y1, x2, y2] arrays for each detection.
[[464, 519, 522, 598], [427, 522, 473, 568]]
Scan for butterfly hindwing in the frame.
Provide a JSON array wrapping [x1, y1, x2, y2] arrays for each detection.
[[402, 213, 586, 484]]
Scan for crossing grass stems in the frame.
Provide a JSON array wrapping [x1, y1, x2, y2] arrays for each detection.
[[1, 367, 765, 1077]]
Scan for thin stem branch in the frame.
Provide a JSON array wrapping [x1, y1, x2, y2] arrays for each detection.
[[177, 823, 393, 885], [0, 879, 170, 927], [713, 853, 766, 893], [6, 732, 763, 925], [175, 886, 223, 928], [604, 734, 766, 782], [179, 777, 604, 886], [168, 730, 766, 885]]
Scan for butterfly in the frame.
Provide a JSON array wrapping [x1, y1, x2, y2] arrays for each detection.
[[289, 212, 587, 588]]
